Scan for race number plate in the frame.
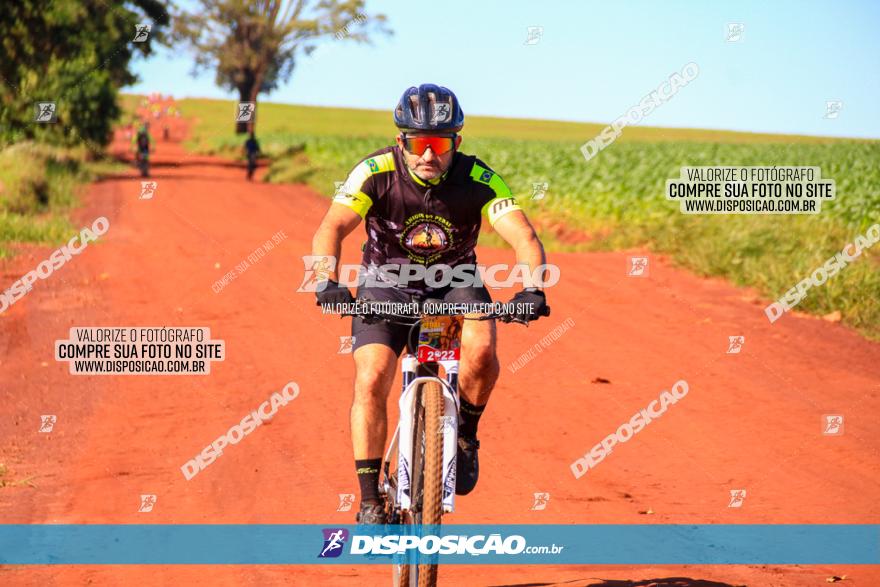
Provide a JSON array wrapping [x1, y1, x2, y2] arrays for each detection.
[[417, 315, 463, 363]]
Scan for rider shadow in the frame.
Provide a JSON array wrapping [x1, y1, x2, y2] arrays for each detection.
[[92, 173, 224, 182], [108, 154, 252, 170], [490, 578, 744, 587]]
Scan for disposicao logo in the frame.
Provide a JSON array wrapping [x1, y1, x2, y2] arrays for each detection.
[[318, 528, 349, 558]]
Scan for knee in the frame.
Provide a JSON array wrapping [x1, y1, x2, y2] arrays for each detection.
[[468, 342, 500, 379], [354, 367, 389, 406]]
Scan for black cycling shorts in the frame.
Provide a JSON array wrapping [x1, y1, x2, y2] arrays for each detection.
[[351, 285, 493, 355]]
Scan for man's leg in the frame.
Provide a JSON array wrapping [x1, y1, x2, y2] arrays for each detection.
[[350, 343, 396, 524], [349, 285, 410, 522], [445, 285, 501, 426], [447, 286, 500, 495], [458, 317, 500, 424], [351, 342, 397, 464]]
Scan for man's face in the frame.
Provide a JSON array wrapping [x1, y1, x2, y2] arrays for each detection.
[[396, 132, 462, 180]]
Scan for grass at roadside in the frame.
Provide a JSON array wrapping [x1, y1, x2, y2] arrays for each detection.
[[0, 142, 123, 258], [174, 97, 880, 339]]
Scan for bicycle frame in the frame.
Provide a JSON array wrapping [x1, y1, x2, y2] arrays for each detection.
[[382, 318, 463, 519], [393, 357, 461, 514]]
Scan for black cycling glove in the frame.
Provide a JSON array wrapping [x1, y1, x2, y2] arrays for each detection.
[[507, 288, 548, 322], [315, 280, 354, 306]]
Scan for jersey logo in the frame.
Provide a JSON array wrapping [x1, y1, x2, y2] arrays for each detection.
[[491, 197, 515, 215], [478, 169, 494, 184], [399, 213, 454, 263], [367, 158, 379, 173], [405, 222, 448, 252]]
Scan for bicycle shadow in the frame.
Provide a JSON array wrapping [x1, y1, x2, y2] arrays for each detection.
[[490, 578, 745, 587]]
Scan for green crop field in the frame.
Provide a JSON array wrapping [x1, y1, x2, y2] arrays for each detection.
[[169, 97, 880, 339]]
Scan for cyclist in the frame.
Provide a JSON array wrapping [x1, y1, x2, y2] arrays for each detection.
[[310, 84, 549, 524], [132, 122, 153, 177], [244, 132, 261, 180]]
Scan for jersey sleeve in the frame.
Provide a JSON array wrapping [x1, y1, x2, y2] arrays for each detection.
[[332, 152, 395, 218], [470, 160, 521, 225]]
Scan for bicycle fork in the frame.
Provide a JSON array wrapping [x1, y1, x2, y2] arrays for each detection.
[[388, 355, 461, 515]]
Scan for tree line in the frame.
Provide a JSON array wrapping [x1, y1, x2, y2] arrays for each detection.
[[0, 0, 388, 149]]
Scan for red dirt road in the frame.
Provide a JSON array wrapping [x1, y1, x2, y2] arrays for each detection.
[[1, 125, 879, 586]]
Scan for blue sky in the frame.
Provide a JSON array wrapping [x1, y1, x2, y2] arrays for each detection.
[[130, 0, 880, 138]]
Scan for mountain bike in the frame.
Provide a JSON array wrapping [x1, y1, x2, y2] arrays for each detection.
[[349, 298, 549, 587]]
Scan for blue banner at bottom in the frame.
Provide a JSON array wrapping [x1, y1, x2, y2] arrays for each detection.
[[0, 524, 876, 564]]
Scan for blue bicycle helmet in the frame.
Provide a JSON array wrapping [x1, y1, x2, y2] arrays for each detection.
[[393, 84, 464, 133]]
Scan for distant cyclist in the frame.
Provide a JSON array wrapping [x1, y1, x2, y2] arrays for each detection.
[[310, 84, 549, 524], [132, 122, 153, 177], [244, 132, 260, 180]]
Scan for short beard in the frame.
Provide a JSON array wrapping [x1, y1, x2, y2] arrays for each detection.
[[408, 161, 444, 181], [410, 153, 454, 181], [414, 168, 440, 181]]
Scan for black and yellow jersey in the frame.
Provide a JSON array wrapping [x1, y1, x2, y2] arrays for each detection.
[[334, 145, 521, 293]]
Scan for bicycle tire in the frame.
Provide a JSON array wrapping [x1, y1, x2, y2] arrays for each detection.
[[417, 380, 443, 586], [397, 381, 426, 587], [395, 379, 443, 587]]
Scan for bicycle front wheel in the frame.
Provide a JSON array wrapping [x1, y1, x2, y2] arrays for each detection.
[[417, 379, 443, 586], [397, 378, 444, 587]]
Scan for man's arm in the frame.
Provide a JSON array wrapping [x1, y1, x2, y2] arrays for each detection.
[[492, 210, 547, 289], [310, 203, 363, 282]]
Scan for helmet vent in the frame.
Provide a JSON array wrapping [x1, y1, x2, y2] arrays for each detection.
[[408, 95, 422, 123]]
